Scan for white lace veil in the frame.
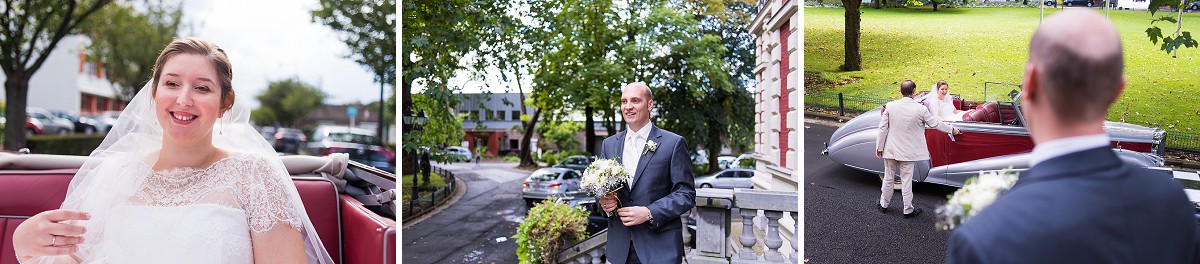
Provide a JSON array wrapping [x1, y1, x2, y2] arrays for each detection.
[[58, 82, 335, 263]]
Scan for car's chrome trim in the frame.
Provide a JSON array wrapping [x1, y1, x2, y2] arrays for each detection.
[[383, 226, 396, 264], [0, 215, 31, 219]]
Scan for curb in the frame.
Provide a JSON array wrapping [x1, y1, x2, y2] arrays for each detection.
[[804, 110, 1200, 170], [402, 177, 468, 229]]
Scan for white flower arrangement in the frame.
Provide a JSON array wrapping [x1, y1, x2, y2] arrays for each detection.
[[579, 158, 633, 215], [935, 167, 1020, 231], [643, 140, 658, 155]]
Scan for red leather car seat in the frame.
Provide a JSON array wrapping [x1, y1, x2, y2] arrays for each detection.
[[0, 170, 74, 264], [962, 102, 1000, 123], [294, 178, 342, 263]]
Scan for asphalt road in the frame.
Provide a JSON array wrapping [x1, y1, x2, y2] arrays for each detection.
[[402, 162, 531, 264], [804, 119, 958, 264]]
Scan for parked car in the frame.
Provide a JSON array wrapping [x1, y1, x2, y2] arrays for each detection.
[[1189, 1, 1200, 10], [272, 128, 307, 154], [26, 107, 74, 134], [716, 155, 737, 169], [553, 155, 595, 172], [48, 110, 99, 134], [444, 146, 472, 163], [522, 167, 583, 205], [0, 152, 397, 263], [306, 125, 395, 173], [1063, 0, 1094, 6], [83, 111, 121, 132], [694, 168, 756, 189], [0, 112, 43, 136], [823, 83, 1165, 188], [566, 197, 610, 236]]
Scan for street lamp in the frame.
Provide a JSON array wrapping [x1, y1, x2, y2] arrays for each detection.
[[403, 111, 427, 201]]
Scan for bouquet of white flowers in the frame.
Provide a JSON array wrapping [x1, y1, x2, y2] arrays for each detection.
[[935, 167, 1020, 231], [580, 158, 632, 215]]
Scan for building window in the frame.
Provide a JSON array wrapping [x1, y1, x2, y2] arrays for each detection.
[[511, 111, 521, 121], [483, 110, 493, 120], [495, 110, 505, 121], [460, 110, 476, 120]]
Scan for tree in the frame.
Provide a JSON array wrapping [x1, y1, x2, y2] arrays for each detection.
[[0, 0, 111, 150], [401, 0, 517, 172], [842, 0, 863, 71], [537, 120, 583, 151], [79, 0, 182, 100], [1147, 0, 1199, 57], [252, 78, 327, 128], [312, 0, 396, 141]]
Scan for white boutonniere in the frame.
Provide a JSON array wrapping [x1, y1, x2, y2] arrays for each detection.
[[935, 167, 1019, 231], [643, 140, 658, 155]]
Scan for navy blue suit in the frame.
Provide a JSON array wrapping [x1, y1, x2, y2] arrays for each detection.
[[947, 147, 1199, 263], [599, 126, 696, 264]]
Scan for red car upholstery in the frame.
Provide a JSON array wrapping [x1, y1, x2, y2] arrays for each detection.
[[1, 170, 393, 264], [962, 102, 1000, 123], [339, 197, 397, 264]]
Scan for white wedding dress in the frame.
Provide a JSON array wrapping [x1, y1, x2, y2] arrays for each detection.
[[59, 152, 303, 264]]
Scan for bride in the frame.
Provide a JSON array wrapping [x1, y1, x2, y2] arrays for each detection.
[[10, 38, 334, 263]]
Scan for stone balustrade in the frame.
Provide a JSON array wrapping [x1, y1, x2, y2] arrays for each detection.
[[557, 188, 798, 264]]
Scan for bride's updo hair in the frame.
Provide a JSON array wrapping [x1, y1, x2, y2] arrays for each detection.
[[150, 37, 236, 112]]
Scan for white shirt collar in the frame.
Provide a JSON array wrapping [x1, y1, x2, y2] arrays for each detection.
[[1029, 134, 1110, 167], [628, 123, 654, 141]]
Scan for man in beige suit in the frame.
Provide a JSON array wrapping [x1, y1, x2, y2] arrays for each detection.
[[876, 80, 960, 218]]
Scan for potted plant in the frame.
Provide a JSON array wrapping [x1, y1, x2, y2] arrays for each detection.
[[513, 199, 589, 264]]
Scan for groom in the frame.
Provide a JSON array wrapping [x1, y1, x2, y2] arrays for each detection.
[[598, 82, 696, 264], [946, 10, 1199, 263]]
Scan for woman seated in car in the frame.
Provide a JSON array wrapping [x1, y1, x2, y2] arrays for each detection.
[[925, 80, 968, 122]]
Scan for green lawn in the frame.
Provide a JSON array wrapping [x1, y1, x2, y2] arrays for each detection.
[[401, 172, 446, 201], [805, 7, 1200, 131]]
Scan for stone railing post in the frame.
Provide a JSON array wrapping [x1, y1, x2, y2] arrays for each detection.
[[732, 189, 798, 264], [557, 229, 608, 264], [685, 188, 734, 264], [791, 211, 798, 264]]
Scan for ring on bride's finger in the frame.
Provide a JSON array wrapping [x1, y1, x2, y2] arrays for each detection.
[[50, 235, 57, 246]]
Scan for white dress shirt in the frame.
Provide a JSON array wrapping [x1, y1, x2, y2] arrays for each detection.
[[1028, 134, 1110, 167], [622, 123, 654, 188]]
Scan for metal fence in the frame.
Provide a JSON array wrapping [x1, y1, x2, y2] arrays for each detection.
[[806, 92, 1200, 154], [402, 166, 457, 222]]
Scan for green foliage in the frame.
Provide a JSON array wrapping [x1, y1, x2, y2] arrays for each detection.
[[512, 199, 589, 264], [251, 78, 327, 128], [27, 134, 106, 156], [403, 93, 466, 162], [312, 0, 395, 87], [400, 172, 444, 202], [79, 0, 182, 99], [1146, 0, 1200, 57], [503, 154, 521, 162], [805, 7, 1200, 133], [536, 120, 583, 152]]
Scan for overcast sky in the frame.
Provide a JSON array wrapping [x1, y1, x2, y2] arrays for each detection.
[[180, 0, 389, 108]]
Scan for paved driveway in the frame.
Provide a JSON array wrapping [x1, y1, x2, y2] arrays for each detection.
[[402, 162, 530, 264], [804, 119, 957, 264]]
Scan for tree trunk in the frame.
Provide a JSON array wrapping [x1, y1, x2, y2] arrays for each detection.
[[519, 108, 542, 167], [933, 1, 939, 11], [4, 74, 31, 151], [842, 0, 863, 71], [875, 0, 882, 9], [401, 58, 418, 175], [706, 120, 720, 174], [585, 105, 596, 155]]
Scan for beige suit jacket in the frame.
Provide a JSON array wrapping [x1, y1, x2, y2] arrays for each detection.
[[876, 97, 954, 161]]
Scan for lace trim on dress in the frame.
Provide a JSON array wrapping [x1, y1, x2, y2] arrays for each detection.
[[132, 152, 303, 234]]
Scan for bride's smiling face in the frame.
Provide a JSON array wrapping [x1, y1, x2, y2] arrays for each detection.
[[154, 54, 225, 142]]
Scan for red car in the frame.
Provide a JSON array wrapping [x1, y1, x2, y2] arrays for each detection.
[[0, 154, 396, 264]]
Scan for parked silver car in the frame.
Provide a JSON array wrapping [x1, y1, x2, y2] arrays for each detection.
[[26, 107, 73, 134], [522, 168, 583, 205], [694, 168, 755, 189], [553, 155, 595, 172]]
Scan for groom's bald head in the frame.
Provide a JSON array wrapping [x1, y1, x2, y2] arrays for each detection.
[[1026, 10, 1124, 124]]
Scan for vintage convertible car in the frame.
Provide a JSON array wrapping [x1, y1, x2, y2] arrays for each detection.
[[823, 83, 1166, 187], [0, 153, 396, 264]]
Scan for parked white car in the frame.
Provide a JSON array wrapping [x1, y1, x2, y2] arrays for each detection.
[[444, 146, 472, 162], [694, 168, 755, 189]]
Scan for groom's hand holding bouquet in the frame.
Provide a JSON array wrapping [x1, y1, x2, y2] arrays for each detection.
[[579, 158, 631, 217]]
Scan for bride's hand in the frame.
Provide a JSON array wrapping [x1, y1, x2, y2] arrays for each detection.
[[13, 209, 90, 259]]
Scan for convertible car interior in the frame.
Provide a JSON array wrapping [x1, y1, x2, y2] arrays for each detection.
[[0, 153, 395, 264]]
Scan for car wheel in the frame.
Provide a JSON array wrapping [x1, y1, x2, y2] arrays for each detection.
[[1066, 2, 1072, 6], [25, 128, 34, 137], [700, 183, 712, 188], [84, 126, 96, 134], [57, 129, 69, 135], [524, 198, 537, 206], [1087, 2, 1092, 6]]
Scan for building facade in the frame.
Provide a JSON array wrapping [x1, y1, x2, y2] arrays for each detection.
[[0, 36, 125, 115], [749, 0, 799, 257], [457, 93, 533, 157]]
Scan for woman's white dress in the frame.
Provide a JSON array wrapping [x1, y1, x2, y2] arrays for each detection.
[[927, 95, 963, 122], [78, 152, 301, 264]]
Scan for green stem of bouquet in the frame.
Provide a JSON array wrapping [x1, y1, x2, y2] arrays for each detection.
[[605, 186, 624, 217]]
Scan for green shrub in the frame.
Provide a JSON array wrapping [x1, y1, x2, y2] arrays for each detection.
[[27, 134, 106, 156], [513, 199, 589, 264], [503, 154, 520, 162]]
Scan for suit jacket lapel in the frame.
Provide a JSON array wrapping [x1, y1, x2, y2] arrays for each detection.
[[632, 126, 661, 189]]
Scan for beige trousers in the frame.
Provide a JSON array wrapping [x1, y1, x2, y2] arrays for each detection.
[[880, 159, 915, 214]]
